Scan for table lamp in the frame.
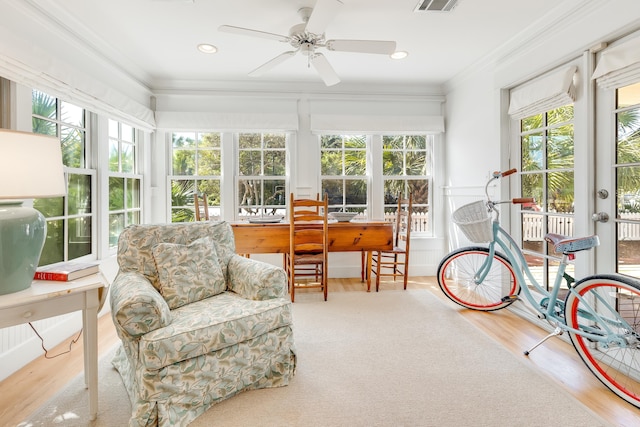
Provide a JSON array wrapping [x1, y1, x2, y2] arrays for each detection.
[[0, 129, 66, 295]]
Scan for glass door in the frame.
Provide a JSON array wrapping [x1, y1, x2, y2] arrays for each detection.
[[518, 105, 575, 290], [594, 82, 640, 277]]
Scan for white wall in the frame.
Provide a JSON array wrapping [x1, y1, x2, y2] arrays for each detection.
[[443, 67, 502, 252]]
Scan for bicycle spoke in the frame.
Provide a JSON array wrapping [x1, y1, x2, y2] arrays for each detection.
[[437, 247, 519, 311], [566, 275, 640, 408]]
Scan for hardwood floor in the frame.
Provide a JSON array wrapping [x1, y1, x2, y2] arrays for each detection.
[[2, 277, 640, 426]]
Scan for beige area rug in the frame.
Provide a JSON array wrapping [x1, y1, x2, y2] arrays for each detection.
[[22, 290, 612, 427]]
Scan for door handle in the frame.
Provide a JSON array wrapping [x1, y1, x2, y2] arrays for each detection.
[[592, 212, 609, 223]]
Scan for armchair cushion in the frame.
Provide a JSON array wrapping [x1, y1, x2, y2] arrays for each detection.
[[139, 292, 292, 370], [152, 237, 225, 309]]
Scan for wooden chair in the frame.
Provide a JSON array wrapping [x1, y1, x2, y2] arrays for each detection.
[[194, 193, 209, 221], [368, 193, 413, 292], [288, 193, 329, 302], [284, 193, 320, 282]]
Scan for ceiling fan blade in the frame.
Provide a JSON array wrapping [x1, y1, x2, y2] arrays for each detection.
[[249, 51, 297, 77], [327, 39, 397, 55], [218, 25, 289, 43], [310, 53, 340, 87], [305, 0, 343, 35]]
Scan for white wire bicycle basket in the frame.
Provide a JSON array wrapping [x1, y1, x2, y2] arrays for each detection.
[[452, 200, 493, 243]]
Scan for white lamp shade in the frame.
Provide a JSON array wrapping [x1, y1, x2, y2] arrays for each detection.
[[0, 129, 66, 199]]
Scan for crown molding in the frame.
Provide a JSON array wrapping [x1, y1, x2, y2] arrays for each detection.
[[444, 0, 600, 92]]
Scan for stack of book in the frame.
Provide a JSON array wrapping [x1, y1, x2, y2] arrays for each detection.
[[34, 262, 100, 282]]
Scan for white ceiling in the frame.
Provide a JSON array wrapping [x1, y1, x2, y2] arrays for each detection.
[[21, 0, 568, 91]]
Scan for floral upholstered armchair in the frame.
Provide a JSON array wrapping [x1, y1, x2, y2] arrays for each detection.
[[109, 221, 296, 427]]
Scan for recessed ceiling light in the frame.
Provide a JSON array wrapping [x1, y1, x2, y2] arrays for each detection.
[[390, 51, 409, 60], [197, 43, 218, 54]]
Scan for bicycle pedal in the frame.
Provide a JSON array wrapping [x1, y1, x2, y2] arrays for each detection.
[[501, 295, 519, 302]]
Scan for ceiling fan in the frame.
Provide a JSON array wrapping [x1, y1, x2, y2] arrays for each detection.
[[218, 0, 397, 86]]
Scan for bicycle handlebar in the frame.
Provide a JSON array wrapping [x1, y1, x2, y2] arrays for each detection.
[[491, 168, 518, 180], [512, 197, 535, 204], [484, 169, 537, 218]]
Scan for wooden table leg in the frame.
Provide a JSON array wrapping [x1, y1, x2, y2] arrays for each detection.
[[83, 290, 99, 421], [366, 251, 373, 292]]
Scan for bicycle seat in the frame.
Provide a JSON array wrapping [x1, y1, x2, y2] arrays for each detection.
[[544, 233, 600, 254]]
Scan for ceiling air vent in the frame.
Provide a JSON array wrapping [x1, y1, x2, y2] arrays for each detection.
[[414, 0, 460, 12]]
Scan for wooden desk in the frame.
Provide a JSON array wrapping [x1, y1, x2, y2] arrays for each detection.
[[231, 221, 393, 291], [232, 220, 393, 254], [0, 273, 108, 420]]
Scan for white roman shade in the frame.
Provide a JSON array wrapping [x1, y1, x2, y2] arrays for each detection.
[[308, 99, 445, 135], [0, 29, 156, 132], [154, 96, 299, 131], [508, 66, 577, 120], [0, 53, 156, 131], [309, 114, 444, 135], [154, 111, 299, 131], [592, 36, 640, 89]]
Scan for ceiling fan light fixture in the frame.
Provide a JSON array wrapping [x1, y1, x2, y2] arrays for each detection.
[[391, 51, 409, 60], [300, 43, 315, 56], [197, 43, 218, 54]]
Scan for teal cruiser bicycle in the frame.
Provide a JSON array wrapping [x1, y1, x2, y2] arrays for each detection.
[[437, 168, 640, 408]]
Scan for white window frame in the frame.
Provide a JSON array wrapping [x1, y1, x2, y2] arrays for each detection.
[[168, 131, 223, 222], [235, 132, 288, 219], [32, 89, 96, 264], [107, 119, 142, 249], [381, 134, 434, 237], [320, 134, 369, 213]]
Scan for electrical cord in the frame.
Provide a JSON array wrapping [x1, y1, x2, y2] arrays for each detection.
[[28, 322, 83, 359]]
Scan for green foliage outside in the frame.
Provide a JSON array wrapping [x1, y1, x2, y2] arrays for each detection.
[[521, 103, 640, 214], [171, 132, 222, 222], [382, 135, 430, 215], [238, 133, 286, 215], [521, 106, 575, 213], [616, 106, 640, 213], [319, 134, 430, 213], [320, 135, 367, 210], [169, 132, 432, 219], [171, 180, 197, 223], [32, 90, 91, 265]]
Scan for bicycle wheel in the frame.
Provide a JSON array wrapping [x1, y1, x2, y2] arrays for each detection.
[[437, 247, 520, 311], [565, 274, 640, 408]]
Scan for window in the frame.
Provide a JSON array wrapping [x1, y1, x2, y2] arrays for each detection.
[[32, 89, 94, 265], [382, 135, 432, 234], [237, 133, 287, 218], [170, 132, 221, 222], [519, 104, 575, 289], [318, 133, 434, 234], [614, 82, 640, 278], [108, 119, 142, 248], [321, 135, 367, 212]]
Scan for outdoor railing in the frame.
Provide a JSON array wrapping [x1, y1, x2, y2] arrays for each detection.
[[523, 213, 640, 241], [383, 212, 430, 233]]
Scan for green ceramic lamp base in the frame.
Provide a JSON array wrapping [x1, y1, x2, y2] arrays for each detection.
[[0, 201, 47, 295]]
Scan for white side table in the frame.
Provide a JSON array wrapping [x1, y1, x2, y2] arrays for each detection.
[[0, 273, 108, 420]]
